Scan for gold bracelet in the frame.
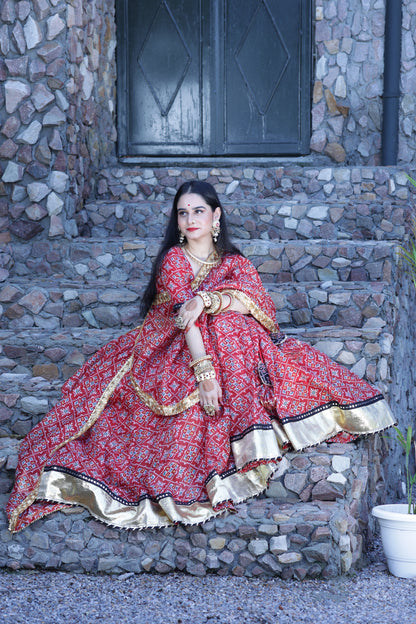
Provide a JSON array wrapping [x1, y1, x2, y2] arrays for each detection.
[[205, 292, 221, 315], [196, 291, 222, 315], [196, 291, 212, 308], [194, 362, 214, 376], [189, 355, 212, 368], [195, 369, 216, 383], [211, 291, 225, 315], [221, 292, 232, 312]]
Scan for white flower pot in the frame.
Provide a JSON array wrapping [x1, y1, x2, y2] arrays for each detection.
[[372, 504, 416, 578]]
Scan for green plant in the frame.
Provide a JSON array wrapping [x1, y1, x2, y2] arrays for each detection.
[[398, 174, 416, 288], [395, 426, 416, 514], [393, 176, 416, 514]]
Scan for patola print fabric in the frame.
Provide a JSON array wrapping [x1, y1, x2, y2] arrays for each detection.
[[7, 248, 395, 532]]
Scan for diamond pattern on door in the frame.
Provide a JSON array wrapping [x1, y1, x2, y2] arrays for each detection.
[[137, 1, 192, 117], [235, 0, 290, 115]]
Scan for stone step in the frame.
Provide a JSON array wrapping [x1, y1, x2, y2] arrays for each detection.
[[0, 439, 375, 578], [0, 276, 396, 332], [0, 324, 393, 438], [1, 237, 399, 285], [93, 164, 410, 206], [81, 197, 407, 242]]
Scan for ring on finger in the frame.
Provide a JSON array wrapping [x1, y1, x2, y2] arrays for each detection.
[[203, 404, 216, 416], [175, 316, 186, 330]]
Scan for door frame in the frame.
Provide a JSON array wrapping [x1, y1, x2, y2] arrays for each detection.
[[116, 0, 313, 160]]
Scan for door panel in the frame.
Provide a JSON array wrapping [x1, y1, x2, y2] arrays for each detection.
[[117, 0, 311, 157], [224, 0, 308, 153], [118, 0, 208, 155]]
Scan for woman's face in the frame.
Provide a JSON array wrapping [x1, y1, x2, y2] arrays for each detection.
[[177, 193, 221, 244]]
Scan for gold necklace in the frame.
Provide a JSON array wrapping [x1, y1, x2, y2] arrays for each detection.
[[184, 247, 217, 266]]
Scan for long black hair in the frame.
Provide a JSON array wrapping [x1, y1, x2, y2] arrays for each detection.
[[140, 180, 242, 317]]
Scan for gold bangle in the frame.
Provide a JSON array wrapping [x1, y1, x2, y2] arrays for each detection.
[[206, 292, 221, 315], [221, 293, 232, 312], [195, 369, 216, 382], [196, 291, 212, 308], [211, 291, 225, 315], [189, 355, 212, 368], [194, 362, 214, 376]]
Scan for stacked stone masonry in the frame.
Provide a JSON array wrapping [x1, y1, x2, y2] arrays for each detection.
[[0, 161, 414, 578], [0, 0, 116, 238], [91, 165, 412, 208], [1, 0, 416, 243], [0, 277, 396, 333], [313, 0, 416, 166], [1, 0, 416, 579], [0, 441, 379, 579]]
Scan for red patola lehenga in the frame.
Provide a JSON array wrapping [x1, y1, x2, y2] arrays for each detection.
[[7, 247, 395, 532]]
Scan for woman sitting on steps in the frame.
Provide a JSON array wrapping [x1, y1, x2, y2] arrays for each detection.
[[7, 181, 396, 533]]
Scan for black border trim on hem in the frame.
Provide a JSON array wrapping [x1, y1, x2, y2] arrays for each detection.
[[277, 393, 385, 425], [43, 465, 211, 508]]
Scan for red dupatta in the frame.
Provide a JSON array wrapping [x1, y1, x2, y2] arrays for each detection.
[[129, 246, 278, 416]]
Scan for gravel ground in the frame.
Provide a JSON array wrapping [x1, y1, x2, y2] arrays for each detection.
[[1, 540, 415, 624]]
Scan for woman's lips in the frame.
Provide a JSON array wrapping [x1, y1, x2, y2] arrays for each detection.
[[187, 227, 198, 231]]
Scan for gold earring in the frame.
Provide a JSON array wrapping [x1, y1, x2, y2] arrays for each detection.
[[211, 221, 220, 243], [179, 230, 185, 245]]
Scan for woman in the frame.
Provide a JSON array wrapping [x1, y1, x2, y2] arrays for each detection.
[[7, 181, 395, 533]]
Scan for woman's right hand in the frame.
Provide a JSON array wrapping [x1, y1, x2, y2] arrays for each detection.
[[177, 295, 204, 332], [199, 378, 223, 415]]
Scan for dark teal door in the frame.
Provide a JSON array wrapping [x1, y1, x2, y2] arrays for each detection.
[[117, 0, 311, 157]]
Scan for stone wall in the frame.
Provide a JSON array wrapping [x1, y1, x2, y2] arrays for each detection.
[[0, 0, 117, 242], [312, 0, 416, 167], [90, 163, 413, 206], [0, 441, 380, 577], [312, 0, 385, 165], [1, 0, 416, 245], [65, 0, 117, 211], [386, 270, 416, 500], [399, 0, 416, 165]]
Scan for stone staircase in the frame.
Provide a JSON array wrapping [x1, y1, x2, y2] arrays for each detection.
[[0, 164, 410, 578]]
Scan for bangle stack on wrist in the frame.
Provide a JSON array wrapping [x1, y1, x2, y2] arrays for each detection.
[[196, 291, 232, 315], [189, 355, 216, 383], [195, 369, 216, 382]]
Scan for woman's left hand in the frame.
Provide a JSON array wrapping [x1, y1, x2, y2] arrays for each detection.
[[176, 296, 204, 332], [199, 378, 223, 415]]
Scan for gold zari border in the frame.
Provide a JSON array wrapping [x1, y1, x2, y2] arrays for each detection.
[[223, 289, 277, 333], [36, 453, 279, 530], [230, 426, 284, 470], [129, 375, 200, 416], [15, 396, 396, 531], [282, 397, 396, 451], [153, 291, 171, 305], [9, 356, 133, 533]]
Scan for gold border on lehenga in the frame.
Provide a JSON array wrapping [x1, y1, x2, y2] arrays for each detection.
[[129, 376, 200, 416], [13, 394, 396, 532], [9, 356, 134, 533], [281, 397, 396, 451], [230, 426, 286, 470], [35, 455, 279, 530]]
